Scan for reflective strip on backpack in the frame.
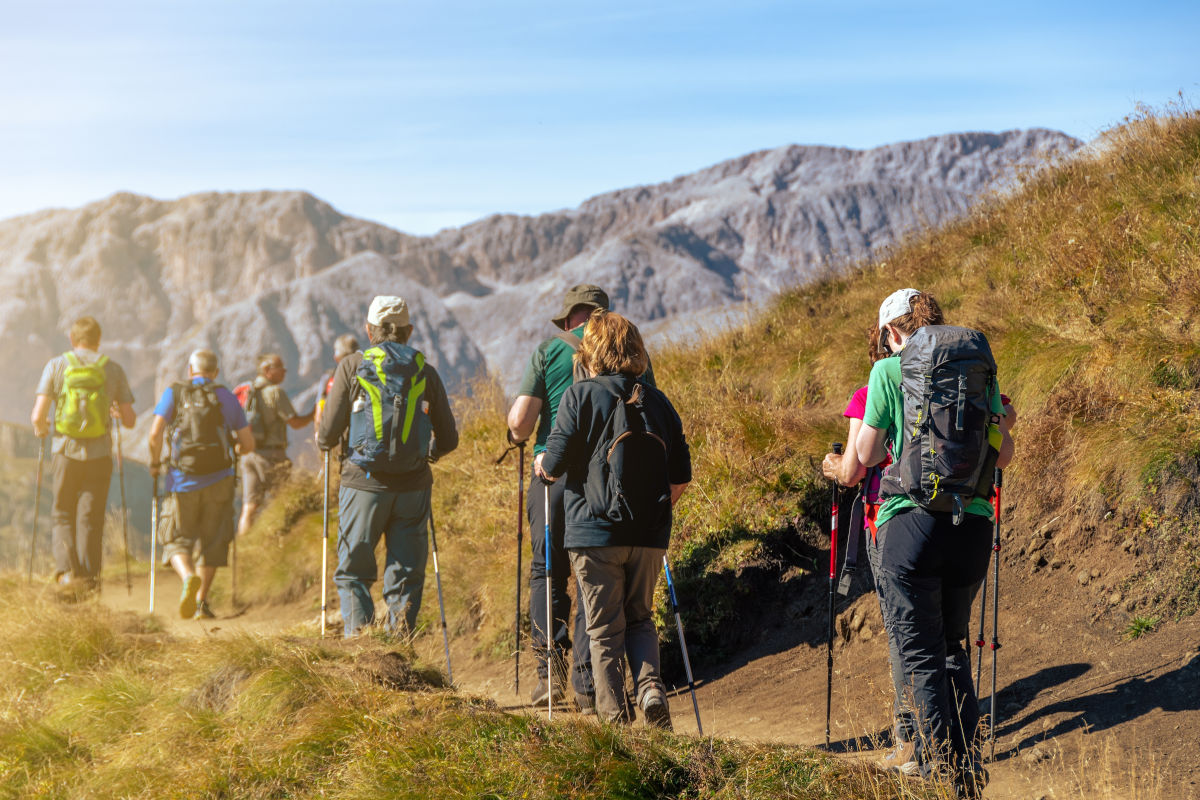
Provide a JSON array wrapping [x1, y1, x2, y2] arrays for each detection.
[[400, 353, 426, 445], [356, 376, 383, 440], [364, 347, 388, 386]]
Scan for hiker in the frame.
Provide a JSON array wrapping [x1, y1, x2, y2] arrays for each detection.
[[537, 309, 691, 727], [854, 288, 1013, 797], [235, 353, 315, 539], [147, 349, 255, 619], [505, 284, 616, 711], [821, 303, 1019, 776], [313, 333, 359, 443], [30, 316, 136, 593], [317, 295, 458, 636]]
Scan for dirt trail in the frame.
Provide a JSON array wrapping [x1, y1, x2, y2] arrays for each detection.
[[100, 563, 1200, 800]]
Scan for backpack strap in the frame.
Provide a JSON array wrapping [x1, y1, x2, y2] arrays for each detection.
[[837, 481, 866, 596], [554, 331, 581, 351]]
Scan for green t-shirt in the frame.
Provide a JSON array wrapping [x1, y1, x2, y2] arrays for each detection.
[[517, 325, 657, 454], [517, 328, 585, 455], [863, 355, 1005, 527]]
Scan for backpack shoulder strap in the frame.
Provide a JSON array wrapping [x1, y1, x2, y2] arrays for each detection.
[[96, 355, 109, 370], [554, 331, 581, 351], [63, 351, 80, 368]]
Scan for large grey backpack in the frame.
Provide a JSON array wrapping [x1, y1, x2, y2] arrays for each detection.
[[879, 325, 1000, 523]]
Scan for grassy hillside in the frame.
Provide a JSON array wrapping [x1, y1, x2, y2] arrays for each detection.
[[235, 107, 1199, 673], [0, 580, 928, 800], [417, 106, 1200, 663]]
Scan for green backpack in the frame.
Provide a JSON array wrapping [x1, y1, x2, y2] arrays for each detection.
[[55, 352, 110, 439]]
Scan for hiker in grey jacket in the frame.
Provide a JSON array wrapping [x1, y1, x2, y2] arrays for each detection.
[[537, 310, 691, 727], [318, 295, 459, 637]]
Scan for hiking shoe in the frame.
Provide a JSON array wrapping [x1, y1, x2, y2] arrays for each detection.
[[179, 575, 201, 619], [880, 740, 919, 776], [955, 766, 988, 799], [194, 599, 215, 620], [640, 688, 673, 730], [530, 678, 567, 706], [573, 692, 597, 715]]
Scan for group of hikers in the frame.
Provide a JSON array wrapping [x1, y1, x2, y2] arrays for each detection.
[[29, 281, 1012, 798]]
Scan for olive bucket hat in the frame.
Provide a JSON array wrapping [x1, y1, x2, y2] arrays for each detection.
[[551, 284, 610, 329]]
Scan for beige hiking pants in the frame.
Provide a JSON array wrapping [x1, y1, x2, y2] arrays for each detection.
[[569, 545, 667, 723]]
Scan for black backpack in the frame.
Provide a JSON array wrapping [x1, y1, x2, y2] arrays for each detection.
[[879, 325, 1001, 523], [169, 382, 234, 476], [584, 382, 672, 530]]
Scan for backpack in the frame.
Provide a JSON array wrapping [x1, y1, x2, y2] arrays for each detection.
[[169, 381, 233, 475], [348, 342, 431, 474], [583, 381, 672, 529], [879, 325, 1002, 524], [234, 382, 268, 446], [553, 331, 589, 383], [55, 352, 110, 439]]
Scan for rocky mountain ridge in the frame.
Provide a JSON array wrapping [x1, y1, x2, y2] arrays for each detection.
[[0, 128, 1080, 435]]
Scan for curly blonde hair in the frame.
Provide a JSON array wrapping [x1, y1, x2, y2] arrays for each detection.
[[577, 310, 648, 377]]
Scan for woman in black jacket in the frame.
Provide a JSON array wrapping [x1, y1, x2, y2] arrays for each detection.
[[536, 310, 691, 727]]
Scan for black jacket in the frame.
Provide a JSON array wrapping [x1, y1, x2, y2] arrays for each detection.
[[541, 373, 691, 550]]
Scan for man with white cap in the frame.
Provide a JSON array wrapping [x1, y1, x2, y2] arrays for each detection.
[[318, 295, 458, 636]]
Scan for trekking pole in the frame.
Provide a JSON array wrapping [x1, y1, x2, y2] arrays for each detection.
[[515, 443, 525, 695], [149, 475, 159, 614], [989, 468, 1003, 761], [429, 506, 454, 684], [825, 441, 842, 748], [231, 455, 238, 608], [974, 549, 989, 693], [115, 424, 132, 594], [494, 439, 527, 696], [320, 450, 330, 638], [26, 434, 47, 583], [663, 555, 703, 735], [544, 483, 553, 721]]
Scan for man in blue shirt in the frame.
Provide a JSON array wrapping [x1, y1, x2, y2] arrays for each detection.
[[148, 349, 255, 619]]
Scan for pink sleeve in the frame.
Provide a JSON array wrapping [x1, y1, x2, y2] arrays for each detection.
[[843, 385, 868, 420]]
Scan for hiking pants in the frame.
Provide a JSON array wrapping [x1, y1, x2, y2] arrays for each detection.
[[875, 507, 991, 776], [528, 473, 594, 699], [335, 485, 430, 637], [867, 524, 915, 744], [569, 545, 667, 723], [51, 454, 112, 581]]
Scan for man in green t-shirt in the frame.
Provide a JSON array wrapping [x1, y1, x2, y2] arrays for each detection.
[[506, 285, 608, 710]]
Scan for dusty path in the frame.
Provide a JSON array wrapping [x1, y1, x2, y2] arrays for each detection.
[[100, 563, 1200, 800]]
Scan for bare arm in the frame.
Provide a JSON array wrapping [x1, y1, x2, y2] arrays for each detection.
[[670, 482, 689, 507], [148, 415, 167, 471], [235, 426, 255, 455], [507, 395, 542, 444], [822, 418, 869, 487], [115, 402, 135, 429], [31, 395, 52, 438], [287, 411, 315, 429], [856, 423, 888, 468]]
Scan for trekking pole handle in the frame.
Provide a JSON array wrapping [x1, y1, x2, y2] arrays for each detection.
[[832, 442, 843, 455]]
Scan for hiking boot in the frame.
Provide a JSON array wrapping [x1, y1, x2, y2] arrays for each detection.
[[179, 575, 201, 619], [640, 688, 673, 730], [530, 677, 567, 706], [955, 766, 988, 799], [573, 692, 597, 715], [880, 740, 919, 776], [194, 599, 215, 620]]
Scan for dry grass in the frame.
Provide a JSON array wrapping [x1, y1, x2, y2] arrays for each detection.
[[0, 578, 942, 800]]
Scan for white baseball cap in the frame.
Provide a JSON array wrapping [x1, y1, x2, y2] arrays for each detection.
[[878, 288, 920, 329], [367, 295, 410, 327]]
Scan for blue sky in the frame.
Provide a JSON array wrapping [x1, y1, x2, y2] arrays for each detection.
[[0, 0, 1196, 234]]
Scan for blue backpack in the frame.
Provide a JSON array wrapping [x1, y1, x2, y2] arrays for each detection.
[[348, 342, 431, 474]]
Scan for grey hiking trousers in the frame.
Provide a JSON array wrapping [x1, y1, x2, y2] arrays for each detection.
[[335, 485, 430, 637], [569, 545, 667, 723]]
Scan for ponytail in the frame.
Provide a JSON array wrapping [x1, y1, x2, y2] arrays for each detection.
[[888, 292, 944, 337]]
